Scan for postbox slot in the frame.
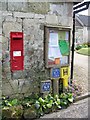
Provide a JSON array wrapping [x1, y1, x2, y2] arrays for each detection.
[[13, 38, 22, 40]]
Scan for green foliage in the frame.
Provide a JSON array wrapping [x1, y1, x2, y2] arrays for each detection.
[[76, 47, 90, 56], [75, 45, 82, 50], [83, 42, 90, 47], [2, 97, 19, 108], [34, 93, 73, 116], [75, 42, 90, 51], [2, 92, 74, 119], [59, 93, 73, 108]]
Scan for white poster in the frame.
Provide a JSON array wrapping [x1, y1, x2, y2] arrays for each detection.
[[13, 51, 21, 57], [49, 33, 58, 47], [48, 46, 62, 60], [61, 56, 68, 65], [65, 32, 69, 41], [48, 47, 55, 60]]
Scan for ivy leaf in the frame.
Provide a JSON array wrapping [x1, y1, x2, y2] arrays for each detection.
[[39, 97, 45, 103], [43, 105, 46, 109], [57, 99, 60, 105], [68, 97, 73, 103], [54, 95, 59, 99], [64, 101, 67, 105], [11, 99, 18, 106], [35, 101, 40, 109], [55, 101, 58, 106], [7, 102, 12, 107], [57, 105, 61, 109], [47, 104, 52, 108], [26, 103, 31, 107]]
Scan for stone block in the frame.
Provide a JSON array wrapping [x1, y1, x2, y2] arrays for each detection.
[[0, 2, 2, 11], [0, 43, 2, 53], [27, 0, 83, 2], [2, 82, 14, 96], [8, 2, 26, 12], [0, 81, 2, 90], [3, 22, 22, 38], [0, 91, 1, 99], [12, 71, 24, 79], [0, 12, 2, 28], [46, 14, 58, 25], [4, 72, 11, 80], [0, 35, 2, 43], [0, 1, 7, 11], [2, 42, 8, 51], [39, 19, 46, 24], [2, 11, 12, 17], [49, 3, 64, 16], [2, 36, 8, 44], [23, 19, 40, 31], [9, 80, 19, 93], [0, 28, 2, 35], [28, 2, 50, 14], [2, 51, 10, 63], [67, 3, 73, 17], [24, 108, 37, 119], [14, 12, 34, 18], [18, 80, 31, 94], [35, 14, 45, 19], [16, 18, 22, 23], [5, 16, 16, 22], [10, 93, 24, 99], [58, 16, 73, 27]]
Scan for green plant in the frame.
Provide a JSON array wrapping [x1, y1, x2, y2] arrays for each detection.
[[2, 92, 74, 119], [76, 47, 90, 56], [75, 45, 82, 50], [60, 93, 73, 108], [2, 97, 20, 108]]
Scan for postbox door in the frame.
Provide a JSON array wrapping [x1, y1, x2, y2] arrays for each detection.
[[10, 32, 24, 71]]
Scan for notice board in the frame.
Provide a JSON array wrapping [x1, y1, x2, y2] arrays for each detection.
[[44, 26, 71, 68]]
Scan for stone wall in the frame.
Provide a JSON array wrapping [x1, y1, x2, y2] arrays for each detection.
[[1, 2, 73, 98]]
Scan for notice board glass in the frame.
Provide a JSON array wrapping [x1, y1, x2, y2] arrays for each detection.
[[44, 26, 71, 68]]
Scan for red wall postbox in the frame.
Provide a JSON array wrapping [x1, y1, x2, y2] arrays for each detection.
[[10, 32, 24, 71]]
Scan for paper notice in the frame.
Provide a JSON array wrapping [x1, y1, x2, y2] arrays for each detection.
[[49, 32, 58, 47], [65, 32, 69, 40], [60, 56, 68, 65], [48, 46, 62, 60]]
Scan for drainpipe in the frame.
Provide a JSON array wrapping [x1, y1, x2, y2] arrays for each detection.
[[71, 12, 75, 81], [70, 2, 90, 81]]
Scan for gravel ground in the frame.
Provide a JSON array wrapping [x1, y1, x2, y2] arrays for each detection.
[[73, 52, 89, 95], [73, 65, 88, 95]]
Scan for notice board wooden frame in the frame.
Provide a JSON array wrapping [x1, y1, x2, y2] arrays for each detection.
[[44, 25, 71, 68]]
